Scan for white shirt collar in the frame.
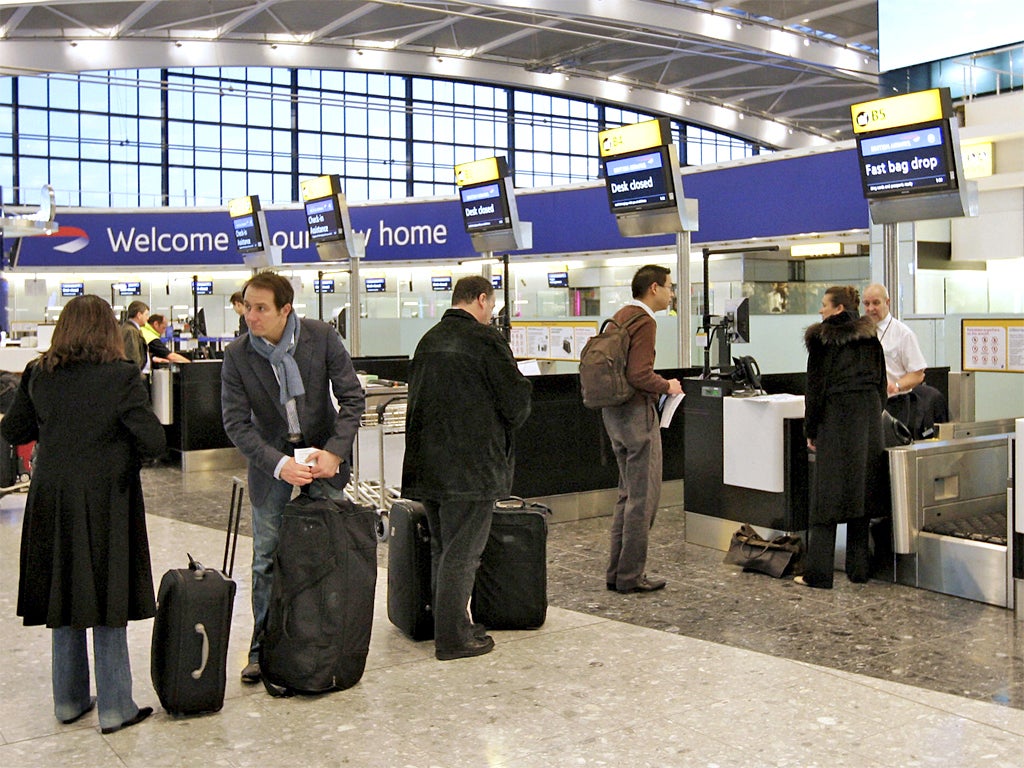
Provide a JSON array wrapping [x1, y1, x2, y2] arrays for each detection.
[[624, 299, 656, 319]]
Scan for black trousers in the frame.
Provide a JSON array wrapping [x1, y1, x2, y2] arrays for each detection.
[[803, 517, 870, 588]]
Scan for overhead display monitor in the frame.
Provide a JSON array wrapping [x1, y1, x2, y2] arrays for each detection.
[[431, 276, 453, 292], [301, 175, 346, 244], [856, 120, 959, 199], [61, 282, 84, 297], [365, 277, 386, 293], [458, 181, 513, 233], [491, 274, 503, 290], [192, 280, 214, 295], [228, 195, 266, 254], [116, 281, 142, 296], [547, 271, 569, 288], [602, 146, 676, 214], [314, 279, 335, 294]]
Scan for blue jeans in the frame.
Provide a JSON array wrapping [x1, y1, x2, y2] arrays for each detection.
[[52, 625, 139, 731], [248, 479, 347, 662], [602, 398, 662, 590], [422, 498, 493, 651]]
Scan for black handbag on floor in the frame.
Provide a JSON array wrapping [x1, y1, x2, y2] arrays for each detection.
[[723, 524, 804, 578]]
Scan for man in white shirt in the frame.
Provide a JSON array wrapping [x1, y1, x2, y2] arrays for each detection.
[[862, 284, 926, 397]]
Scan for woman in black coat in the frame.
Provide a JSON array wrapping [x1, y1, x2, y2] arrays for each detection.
[[1, 295, 166, 733], [798, 286, 887, 589]]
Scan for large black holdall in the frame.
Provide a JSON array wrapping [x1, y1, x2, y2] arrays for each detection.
[[472, 497, 550, 630], [260, 489, 378, 697], [386, 499, 434, 641], [151, 477, 244, 716]]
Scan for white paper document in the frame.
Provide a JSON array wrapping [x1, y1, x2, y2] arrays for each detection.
[[659, 393, 685, 428]]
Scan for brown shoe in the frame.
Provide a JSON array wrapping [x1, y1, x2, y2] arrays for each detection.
[[240, 661, 261, 684], [617, 575, 666, 593]]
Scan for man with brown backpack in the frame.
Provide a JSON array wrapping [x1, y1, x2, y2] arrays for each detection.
[[593, 265, 681, 594]]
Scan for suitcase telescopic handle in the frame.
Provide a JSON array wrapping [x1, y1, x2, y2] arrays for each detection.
[[191, 623, 209, 680]]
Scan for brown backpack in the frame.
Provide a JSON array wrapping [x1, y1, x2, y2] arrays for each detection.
[[578, 312, 647, 409]]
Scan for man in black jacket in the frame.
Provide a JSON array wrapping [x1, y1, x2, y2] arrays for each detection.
[[401, 276, 532, 660]]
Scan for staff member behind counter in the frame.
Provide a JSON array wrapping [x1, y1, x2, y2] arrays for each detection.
[[141, 314, 190, 364]]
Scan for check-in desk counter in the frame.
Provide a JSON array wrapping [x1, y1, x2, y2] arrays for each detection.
[[154, 360, 242, 472], [682, 377, 809, 550]]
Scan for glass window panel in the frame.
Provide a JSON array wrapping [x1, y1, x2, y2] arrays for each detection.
[[273, 173, 292, 204], [322, 70, 346, 92], [271, 91, 290, 126], [138, 165, 160, 207], [138, 118, 161, 164], [433, 80, 453, 104], [80, 79, 108, 112], [194, 168, 221, 205], [222, 93, 247, 123], [19, 78, 48, 107], [138, 80, 161, 117], [168, 167, 194, 207], [411, 78, 432, 100], [194, 90, 220, 122], [0, 78, 11, 102], [81, 161, 109, 206], [323, 102, 345, 132], [366, 73, 390, 96], [49, 77, 79, 110], [346, 104, 369, 135], [80, 114, 109, 160], [297, 70, 319, 88], [297, 98, 320, 131], [298, 132, 321, 159], [221, 67, 247, 82], [194, 122, 220, 150], [245, 171, 275, 202]]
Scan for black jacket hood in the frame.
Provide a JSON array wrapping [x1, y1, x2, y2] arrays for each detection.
[[804, 311, 877, 350]]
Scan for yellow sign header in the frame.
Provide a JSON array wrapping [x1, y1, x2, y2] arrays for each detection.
[[598, 118, 670, 157], [301, 175, 337, 201], [850, 88, 950, 134], [455, 157, 506, 187], [228, 196, 257, 217]]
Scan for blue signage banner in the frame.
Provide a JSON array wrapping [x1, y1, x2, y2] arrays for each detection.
[[11, 149, 868, 269]]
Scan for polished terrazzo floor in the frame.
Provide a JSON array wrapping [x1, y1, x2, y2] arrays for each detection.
[[0, 463, 1022, 766]]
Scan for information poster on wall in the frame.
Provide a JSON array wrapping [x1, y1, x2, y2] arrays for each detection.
[[509, 321, 598, 362], [962, 319, 1024, 373]]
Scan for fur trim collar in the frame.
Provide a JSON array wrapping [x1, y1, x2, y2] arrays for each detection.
[[804, 312, 876, 349]]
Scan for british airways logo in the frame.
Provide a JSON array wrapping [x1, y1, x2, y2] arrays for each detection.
[[49, 226, 90, 253]]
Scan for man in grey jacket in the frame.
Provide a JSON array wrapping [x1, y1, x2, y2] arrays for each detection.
[[401, 275, 532, 660], [221, 271, 364, 683]]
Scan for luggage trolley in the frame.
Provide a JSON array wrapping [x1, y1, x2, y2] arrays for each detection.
[[347, 394, 406, 539]]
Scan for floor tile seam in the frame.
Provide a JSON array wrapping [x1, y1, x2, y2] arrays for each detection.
[[789, 659, 1024, 730]]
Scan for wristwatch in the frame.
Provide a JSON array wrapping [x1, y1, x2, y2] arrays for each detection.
[[895, 381, 901, 392]]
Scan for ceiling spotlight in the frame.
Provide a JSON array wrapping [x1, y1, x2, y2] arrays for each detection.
[[174, 40, 182, 47], [69, 40, 78, 47], [803, 38, 810, 47], [270, 43, 278, 49], [436, 56, 444, 62], [738, 113, 744, 120], [357, 49, 364, 56], [685, 99, 691, 106]]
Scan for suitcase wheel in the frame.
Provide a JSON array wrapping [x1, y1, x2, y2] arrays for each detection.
[[375, 511, 389, 543]]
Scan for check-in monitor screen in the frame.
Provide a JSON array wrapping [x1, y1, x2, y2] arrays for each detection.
[[459, 182, 512, 233], [603, 146, 676, 213], [231, 213, 265, 253], [314, 279, 335, 294], [856, 121, 958, 198], [304, 196, 346, 243]]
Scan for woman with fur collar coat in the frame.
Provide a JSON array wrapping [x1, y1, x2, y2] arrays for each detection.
[[798, 286, 888, 589]]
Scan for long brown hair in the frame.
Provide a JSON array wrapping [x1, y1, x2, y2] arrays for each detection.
[[38, 295, 126, 372], [824, 285, 860, 315]]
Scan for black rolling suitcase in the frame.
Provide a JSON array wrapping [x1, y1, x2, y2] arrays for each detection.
[[472, 497, 550, 630], [260, 490, 378, 697], [151, 477, 244, 716], [386, 499, 434, 641]]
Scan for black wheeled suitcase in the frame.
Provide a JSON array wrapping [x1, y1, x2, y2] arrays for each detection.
[[151, 477, 244, 716], [472, 497, 550, 630], [260, 490, 378, 697], [386, 499, 434, 641]]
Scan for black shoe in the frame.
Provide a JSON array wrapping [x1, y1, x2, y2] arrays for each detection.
[[240, 661, 261, 684], [617, 575, 666, 594], [606, 582, 617, 591], [436, 635, 495, 661], [100, 706, 152, 735], [59, 696, 96, 725]]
